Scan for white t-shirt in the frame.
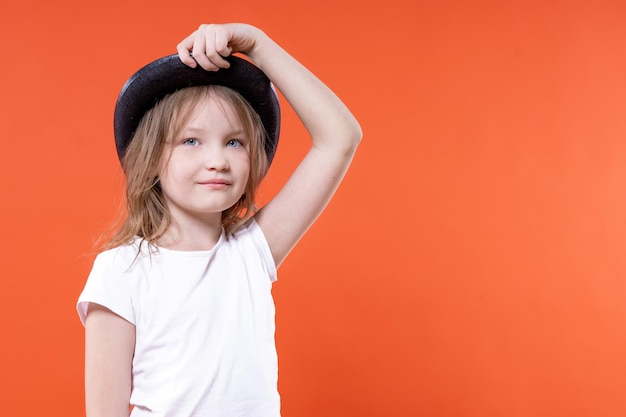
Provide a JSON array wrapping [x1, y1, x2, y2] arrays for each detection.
[[77, 219, 280, 417]]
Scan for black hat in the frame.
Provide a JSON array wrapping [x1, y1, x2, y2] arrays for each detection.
[[113, 54, 280, 167]]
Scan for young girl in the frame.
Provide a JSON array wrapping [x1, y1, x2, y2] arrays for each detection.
[[77, 23, 361, 417]]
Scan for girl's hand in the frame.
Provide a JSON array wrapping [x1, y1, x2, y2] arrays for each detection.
[[177, 23, 262, 71]]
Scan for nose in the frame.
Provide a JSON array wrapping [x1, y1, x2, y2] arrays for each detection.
[[203, 146, 229, 171]]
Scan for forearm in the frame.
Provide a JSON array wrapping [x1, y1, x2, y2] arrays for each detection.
[[247, 30, 362, 153]]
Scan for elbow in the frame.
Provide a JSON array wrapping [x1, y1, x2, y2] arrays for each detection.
[[336, 127, 361, 157], [338, 111, 363, 150], [354, 122, 363, 145], [339, 130, 362, 159], [315, 118, 363, 156], [347, 120, 363, 152]]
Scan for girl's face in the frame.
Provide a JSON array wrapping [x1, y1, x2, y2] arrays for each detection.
[[158, 96, 251, 223]]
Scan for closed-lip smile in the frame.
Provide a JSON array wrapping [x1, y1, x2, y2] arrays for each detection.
[[198, 179, 231, 188]]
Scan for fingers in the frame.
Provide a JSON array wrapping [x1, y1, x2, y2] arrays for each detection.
[[176, 36, 197, 68], [214, 28, 233, 58], [177, 24, 232, 71]]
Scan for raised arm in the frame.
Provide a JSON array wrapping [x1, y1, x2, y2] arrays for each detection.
[[178, 23, 362, 266]]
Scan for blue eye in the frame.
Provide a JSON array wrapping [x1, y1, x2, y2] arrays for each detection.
[[183, 138, 199, 146], [227, 139, 243, 147]]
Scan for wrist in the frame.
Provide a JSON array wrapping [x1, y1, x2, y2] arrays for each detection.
[[242, 28, 273, 66]]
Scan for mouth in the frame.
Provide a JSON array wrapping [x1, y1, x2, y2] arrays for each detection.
[[198, 179, 231, 189]]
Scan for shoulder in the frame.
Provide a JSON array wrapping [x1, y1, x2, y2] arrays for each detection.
[[231, 218, 262, 239], [93, 239, 151, 271], [229, 218, 270, 252], [82, 242, 147, 300], [226, 218, 277, 280], [78, 242, 144, 326]]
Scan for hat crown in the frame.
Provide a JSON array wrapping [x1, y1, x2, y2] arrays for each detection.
[[113, 54, 280, 168]]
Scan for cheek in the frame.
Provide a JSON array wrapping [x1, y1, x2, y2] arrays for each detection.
[[159, 149, 189, 177], [244, 159, 252, 181], [236, 151, 251, 174], [238, 159, 252, 192], [157, 162, 186, 193], [156, 152, 172, 179]]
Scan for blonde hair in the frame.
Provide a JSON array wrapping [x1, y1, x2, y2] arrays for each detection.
[[102, 85, 268, 250]]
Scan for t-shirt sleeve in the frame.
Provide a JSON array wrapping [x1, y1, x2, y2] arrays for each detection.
[[247, 219, 278, 283], [76, 248, 136, 327]]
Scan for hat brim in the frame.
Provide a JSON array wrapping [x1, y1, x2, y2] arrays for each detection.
[[113, 54, 280, 167]]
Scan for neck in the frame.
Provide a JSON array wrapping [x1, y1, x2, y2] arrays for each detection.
[[158, 212, 223, 251]]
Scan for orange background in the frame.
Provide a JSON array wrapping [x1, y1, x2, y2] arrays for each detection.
[[1, 0, 626, 416]]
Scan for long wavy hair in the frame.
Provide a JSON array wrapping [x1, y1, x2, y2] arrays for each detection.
[[101, 85, 268, 251]]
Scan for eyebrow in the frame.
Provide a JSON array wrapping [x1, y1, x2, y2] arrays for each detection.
[[181, 126, 246, 136]]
